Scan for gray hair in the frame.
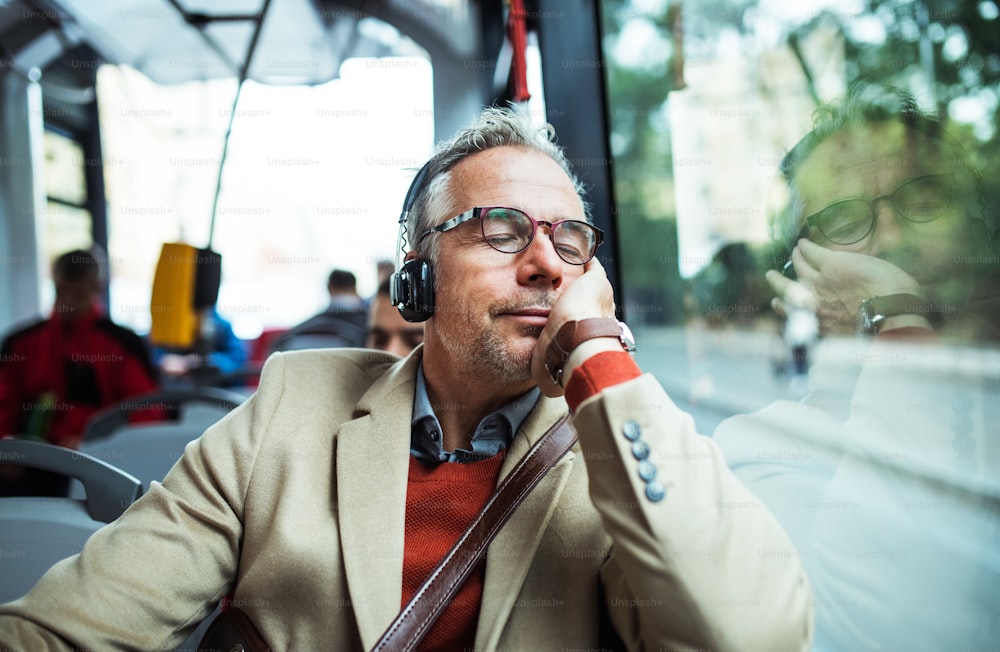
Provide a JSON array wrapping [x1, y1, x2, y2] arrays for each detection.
[[404, 105, 589, 263]]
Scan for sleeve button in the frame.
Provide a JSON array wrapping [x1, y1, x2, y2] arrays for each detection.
[[630, 441, 650, 460], [637, 460, 657, 482]]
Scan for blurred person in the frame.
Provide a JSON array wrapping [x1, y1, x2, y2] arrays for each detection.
[[782, 302, 819, 396], [0, 249, 159, 495], [0, 106, 810, 651], [375, 258, 395, 286], [324, 268, 367, 315], [366, 277, 424, 356], [716, 85, 1000, 651], [0, 249, 159, 448], [270, 268, 367, 352]]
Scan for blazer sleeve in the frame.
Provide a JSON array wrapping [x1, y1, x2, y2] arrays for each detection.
[[573, 374, 814, 652], [0, 354, 289, 651]]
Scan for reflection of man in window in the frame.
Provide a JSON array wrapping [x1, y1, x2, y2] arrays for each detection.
[[718, 86, 1000, 651], [0, 249, 159, 450], [767, 87, 999, 341]]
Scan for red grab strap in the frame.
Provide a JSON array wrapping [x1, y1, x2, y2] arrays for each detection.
[[507, 0, 531, 102]]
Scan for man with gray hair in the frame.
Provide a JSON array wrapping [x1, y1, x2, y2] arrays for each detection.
[[716, 85, 1000, 652], [0, 107, 811, 651], [767, 85, 999, 341]]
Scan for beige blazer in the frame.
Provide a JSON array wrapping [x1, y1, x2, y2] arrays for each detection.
[[0, 348, 812, 651]]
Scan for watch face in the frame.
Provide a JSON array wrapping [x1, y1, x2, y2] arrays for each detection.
[[619, 321, 637, 352], [546, 361, 563, 386], [857, 299, 885, 334], [857, 300, 873, 333]]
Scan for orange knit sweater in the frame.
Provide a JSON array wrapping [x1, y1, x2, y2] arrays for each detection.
[[402, 452, 506, 651]]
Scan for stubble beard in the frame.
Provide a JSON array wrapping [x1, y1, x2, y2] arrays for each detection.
[[434, 290, 555, 386]]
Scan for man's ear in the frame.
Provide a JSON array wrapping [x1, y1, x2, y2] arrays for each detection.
[[404, 251, 419, 262]]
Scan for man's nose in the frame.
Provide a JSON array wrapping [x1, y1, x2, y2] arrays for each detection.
[[869, 200, 906, 256], [516, 226, 564, 289]]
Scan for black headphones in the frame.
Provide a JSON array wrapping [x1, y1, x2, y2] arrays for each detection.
[[389, 160, 436, 322]]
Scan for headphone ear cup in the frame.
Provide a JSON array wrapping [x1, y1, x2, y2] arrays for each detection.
[[391, 160, 436, 322], [391, 258, 435, 322]]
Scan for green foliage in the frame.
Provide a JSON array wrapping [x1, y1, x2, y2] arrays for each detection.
[[601, 1, 683, 324]]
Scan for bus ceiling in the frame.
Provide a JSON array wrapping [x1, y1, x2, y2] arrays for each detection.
[[2, 0, 482, 83], [0, 0, 506, 140], [0, 0, 612, 133], [0, 0, 619, 305]]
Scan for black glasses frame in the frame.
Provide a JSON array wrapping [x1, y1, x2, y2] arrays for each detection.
[[418, 206, 604, 265], [803, 173, 956, 246]]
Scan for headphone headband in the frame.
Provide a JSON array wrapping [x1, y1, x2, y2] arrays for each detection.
[[399, 160, 434, 225]]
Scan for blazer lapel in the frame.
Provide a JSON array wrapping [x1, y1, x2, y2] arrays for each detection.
[[336, 352, 419, 649], [475, 397, 575, 651]]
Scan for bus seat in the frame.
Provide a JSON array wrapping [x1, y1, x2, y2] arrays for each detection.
[[75, 422, 209, 493], [267, 319, 367, 354], [250, 327, 288, 361], [269, 331, 358, 352], [0, 440, 143, 603], [83, 387, 246, 442]]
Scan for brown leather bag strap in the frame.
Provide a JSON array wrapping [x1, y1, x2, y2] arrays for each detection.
[[371, 413, 578, 652], [197, 605, 271, 652]]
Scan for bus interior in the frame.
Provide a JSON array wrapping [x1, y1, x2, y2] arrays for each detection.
[[0, 0, 998, 649]]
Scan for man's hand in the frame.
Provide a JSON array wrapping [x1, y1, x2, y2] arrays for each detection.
[[532, 257, 618, 397], [766, 239, 923, 336]]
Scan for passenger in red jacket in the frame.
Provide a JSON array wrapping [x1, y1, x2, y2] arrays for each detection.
[[0, 249, 159, 451]]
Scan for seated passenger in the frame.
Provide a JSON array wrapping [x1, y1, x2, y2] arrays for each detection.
[[0, 249, 160, 496], [270, 269, 367, 352], [366, 277, 424, 356], [0, 249, 160, 449], [0, 106, 810, 651]]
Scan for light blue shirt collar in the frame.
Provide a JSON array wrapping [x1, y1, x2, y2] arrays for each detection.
[[410, 361, 540, 464]]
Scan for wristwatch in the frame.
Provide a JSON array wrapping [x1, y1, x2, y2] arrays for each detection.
[[856, 294, 935, 335], [544, 317, 636, 386]]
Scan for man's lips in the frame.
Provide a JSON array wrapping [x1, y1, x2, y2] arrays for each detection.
[[500, 308, 551, 326]]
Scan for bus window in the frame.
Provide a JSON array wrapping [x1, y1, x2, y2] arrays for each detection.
[[602, 0, 999, 648], [602, 0, 999, 412], [96, 32, 434, 339], [41, 129, 93, 308], [0, 2, 495, 338]]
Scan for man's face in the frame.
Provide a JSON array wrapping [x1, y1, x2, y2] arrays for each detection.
[[793, 122, 973, 294], [53, 275, 98, 320], [367, 294, 424, 357], [422, 146, 587, 387]]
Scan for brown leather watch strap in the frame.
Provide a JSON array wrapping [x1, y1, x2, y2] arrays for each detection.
[[545, 318, 624, 386], [857, 293, 940, 335]]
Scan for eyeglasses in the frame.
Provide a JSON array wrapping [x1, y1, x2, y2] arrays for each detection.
[[418, 206, 604, 265], [367, 326, 424, 351], [803, 174, 956, 246]]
